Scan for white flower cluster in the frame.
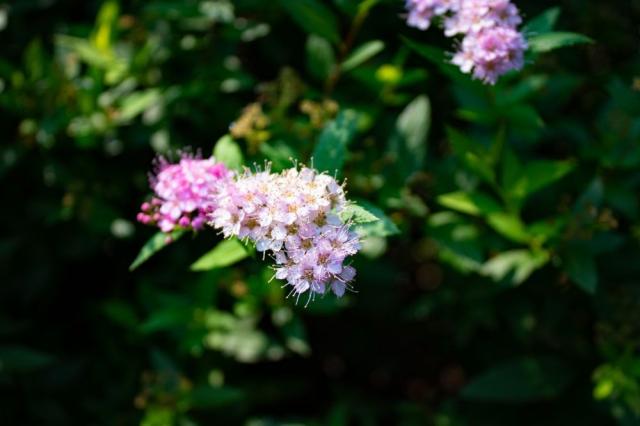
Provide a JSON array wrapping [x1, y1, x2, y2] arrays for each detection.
[[211, 166, 361, 302]]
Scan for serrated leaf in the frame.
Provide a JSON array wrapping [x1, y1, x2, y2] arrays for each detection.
[[341, 40, 384, 73], [388, 95, 430, 182], [130, 230, 185, 271], [191, 238, 249, 271], [339, 203, 379, 224], [462, 357, 573, 402], [312, 109, 359, 174], [306, 35, 335, 81], [346, 201, 400, 238], [528, 32, 593, 53], [214, 135, 244, 171], [437, 191, 502, 217], [523, 7, 561, 34], [279, 0, 341, 44]]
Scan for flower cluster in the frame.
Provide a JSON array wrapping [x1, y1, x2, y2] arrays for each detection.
[[406, 0, 527, 84], [211, 166, 360, 301], [137, 155, 231, 233], [138, 154, 361, 301]]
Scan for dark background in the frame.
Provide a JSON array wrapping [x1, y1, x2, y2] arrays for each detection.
[[2, 0, 640, 424]]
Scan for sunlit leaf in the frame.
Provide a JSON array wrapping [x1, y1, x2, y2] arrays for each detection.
[[341, 40, 384, 72], [349, 201, 400, 238], [117, 89, 162, 123], [130, 230, 185, 271], [339, 203, 379, 224], [388, 95, 430, 182], [191, 238, 249, 271], [486, 212, 532, 244], [528, 32, 593, 53], [480, 249, 549, 284], [437, 191, 502, 217], [214, 134, 244, 171]]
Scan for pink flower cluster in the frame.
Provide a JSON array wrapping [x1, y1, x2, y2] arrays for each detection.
[[211, 166, 360, 301], [406, 0, 527, 84], [138, 155, 360, 301], [137, 155, 231, 232]]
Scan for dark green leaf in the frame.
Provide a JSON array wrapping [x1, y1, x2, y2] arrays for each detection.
[[279, 0, 341, 44], [564, 248, 598, 294], [312, 109, 359, 174], [306, 35, 336, 81], [462, 357, 574, 402], [524, 7, 561, 34], [188, 386, 244, 408], [0, 346, 53, 374]]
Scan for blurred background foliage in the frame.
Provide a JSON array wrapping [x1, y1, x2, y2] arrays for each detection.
[[1, 0, 640, 424]]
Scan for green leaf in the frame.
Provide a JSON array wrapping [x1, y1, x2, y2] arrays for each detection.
[[437, 191, 502, 217], [214, 135, 244, 171], [55, 35, 111, 68], [140, 305, 191, 334], [564, 248, 598, 294], [462, 357, 574, 402], [279, 0, 341, 44], [306, 35, 336, 81], [523, 7, 561, 34], [117, 89, 162, 123], [188, 385, 244, 408], [130, 230, 185, 271], [339, 203, 379, 224], [504, 159, 575, 207], [0, 346, 53, 374], [480, 249, 549, 285], [528, 32, 593, 53], [191, 238, 249, 271], [312, 109, 359, 174], [402, 37, 462, 79], [102, 300, 138, 329], [388, 95, 430, 182], [486, 212, 532, 244], [341, 40, 384, 73], [348, 201, 400, 238]]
